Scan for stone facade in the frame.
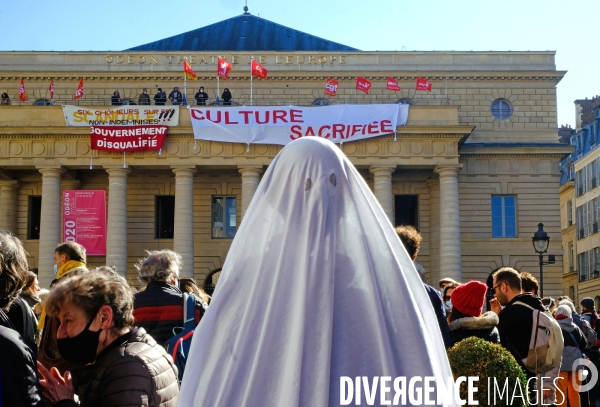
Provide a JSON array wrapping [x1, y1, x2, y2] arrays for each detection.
[[0, 50, 571, 291]]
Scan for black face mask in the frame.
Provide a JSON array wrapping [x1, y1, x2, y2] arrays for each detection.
[[57, 313, 103, 366]]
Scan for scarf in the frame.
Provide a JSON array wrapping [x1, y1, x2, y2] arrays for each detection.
[[37, 260, 85, 330]]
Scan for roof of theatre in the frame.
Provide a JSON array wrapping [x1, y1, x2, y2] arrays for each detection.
[[126, 11, 359, 52]]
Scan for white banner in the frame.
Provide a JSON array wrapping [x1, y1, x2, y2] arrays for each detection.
[[63, 105, 179, 126], [189, 104, 408, 145]]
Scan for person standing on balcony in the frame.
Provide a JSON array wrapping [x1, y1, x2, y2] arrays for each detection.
[[194, 87, 209, 105], [111, 91, 122, 106], [168, 86, 182, 105], [154, 88, 167, 105], [1, 92, 10, 105], [138, 88, 151, 105], [221, 88, 232, 106]]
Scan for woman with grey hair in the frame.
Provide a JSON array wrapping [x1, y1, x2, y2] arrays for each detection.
[[37, 271, 179, 406], [0, 230, 44, 406]]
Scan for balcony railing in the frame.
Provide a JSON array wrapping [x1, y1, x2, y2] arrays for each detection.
[[0, 93, 454, 107]]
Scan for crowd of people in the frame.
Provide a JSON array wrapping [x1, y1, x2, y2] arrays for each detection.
[[0, 137, 599, 406], [397, 223, 600, 407], [106, 86, 233, 106]]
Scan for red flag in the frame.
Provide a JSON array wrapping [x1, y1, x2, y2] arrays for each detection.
[[386, 77, 401, 91], [49, 78, 54, 98], [355, 76, 372, 94], [19, 79, 26, 102], [217, 57, 233, 79], [73, 78, 84, 99], [325, 78, 338, 97], [416, 77, 432, 92], [251, 59, 268, 79], [183, 60, 197, 80]]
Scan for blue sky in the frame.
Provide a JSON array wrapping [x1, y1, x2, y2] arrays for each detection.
[[1, 0, 598, 127]]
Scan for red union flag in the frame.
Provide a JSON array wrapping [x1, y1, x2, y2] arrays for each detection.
[[217, 57, 233, 79], [325, 78, 338, 97], [251, 59, 268, 79], [19, 78, 26, 102], [416, 76, 432, 92], [74, 78, 84, 99], [49, 78, 54, 98], [386, 77, 401, 91], [355, 76, 372, 94]]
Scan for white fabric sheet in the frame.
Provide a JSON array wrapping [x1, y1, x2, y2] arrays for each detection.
[[179, 137, 456, 407]]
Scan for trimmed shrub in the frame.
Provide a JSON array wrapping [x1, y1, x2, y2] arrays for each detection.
[[447, 336, 528, 407]]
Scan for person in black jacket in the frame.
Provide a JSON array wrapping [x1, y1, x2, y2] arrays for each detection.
[[110, 91, 122, 106], [221, 88, 232, 106], [133, 250, 206, 348], [168, 86, 183, 105], [194, 87, 209, 105], [448, 280, 499, 347], [154, 88, 167, 105], [395, 225, 452, 349], [0, 231, 44, 406]]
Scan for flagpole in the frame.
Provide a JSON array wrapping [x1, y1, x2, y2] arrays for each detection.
[[250, 56, 254, 106], [184, 57, 187, 106], [217, 55, 220, 105]]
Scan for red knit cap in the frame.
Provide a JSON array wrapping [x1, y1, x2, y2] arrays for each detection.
[[451, 281, 487, 317]]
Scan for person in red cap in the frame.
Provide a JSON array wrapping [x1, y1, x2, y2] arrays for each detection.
[[448, 280, 499, 347]]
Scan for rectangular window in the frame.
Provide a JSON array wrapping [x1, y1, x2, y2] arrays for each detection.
[[155, 196, 175, 239], [394, 195, 419, 229], [567, 200, 573, 226], [576, 170, 583, 197], [27, 196, 42, 240], [568, 242, 574, 272], [593, 248, 600, 277], [212, 196, 237, 238], [569, 285, 575, 301], [491, 196, 516, 238], [593, 160, 598, 189], [588, 201, 595, 235], [577, 206, 584, 239]]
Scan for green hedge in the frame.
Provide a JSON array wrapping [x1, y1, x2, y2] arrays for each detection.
[[447, 337, 528, 407]]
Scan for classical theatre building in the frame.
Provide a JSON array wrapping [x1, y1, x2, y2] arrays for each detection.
[[0, 12, 571, 292]]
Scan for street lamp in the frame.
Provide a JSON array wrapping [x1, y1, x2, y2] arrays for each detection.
[[532, 223, 555, 297]]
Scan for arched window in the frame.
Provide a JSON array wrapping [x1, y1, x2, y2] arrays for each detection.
[[32, 98, 53, 106], [491, 99, 513, 120], [312, 98, 331, 106]]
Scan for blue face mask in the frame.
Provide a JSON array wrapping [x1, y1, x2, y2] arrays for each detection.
[[445, 299, 452, 309], [53, 264, 58, 276]]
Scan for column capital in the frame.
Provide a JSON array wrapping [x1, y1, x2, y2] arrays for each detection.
[[171, 166, 196, 174], [0, 179, 20, 189], [434, 164, 463, 177], [36, 166, 63, 177], [369, 166, 396, 176], [238, 166, 263, 175], [105, 167, 131, 177]]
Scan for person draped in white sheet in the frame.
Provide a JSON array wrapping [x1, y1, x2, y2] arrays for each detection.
[[178, 137, 456, 407]]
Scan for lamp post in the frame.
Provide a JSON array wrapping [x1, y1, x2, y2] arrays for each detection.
[[531, 223, 555, 297]]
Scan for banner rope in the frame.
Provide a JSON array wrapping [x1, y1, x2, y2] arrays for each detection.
[[123, 152, 127, 168], [90, 152, 93, 170]]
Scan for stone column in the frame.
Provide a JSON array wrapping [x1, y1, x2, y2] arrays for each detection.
[[426, 179, 441, 285], [370, 166, 396, 223], [238, 166, 263, 219], [0, 180, 19, 234], [37, 167, 62, 287], [434, 165, 463, 281], [172, 167, 195, 278], [106, 168, 129, 277]]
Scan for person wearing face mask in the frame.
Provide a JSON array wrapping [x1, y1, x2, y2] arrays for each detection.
[[38, 242, 87, 374], [194, 87, 209, 105], [138, 87, 151, 105], [0, 231, 45, 406], [443, 282, 459, 317], [37, 271, 179, 406], [132, 250, 206, 348]]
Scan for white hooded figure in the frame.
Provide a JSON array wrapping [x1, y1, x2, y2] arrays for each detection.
[[179, 137, 456, 407]]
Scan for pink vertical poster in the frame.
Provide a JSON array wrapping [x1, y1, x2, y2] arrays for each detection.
[[63, 190, 107, 256]]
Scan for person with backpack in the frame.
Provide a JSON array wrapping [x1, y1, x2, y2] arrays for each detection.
[[490, 267, 563, 403], [580, 297, 600, 405], [133, 250, 206, 348], [555, 305, 587, 407]]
